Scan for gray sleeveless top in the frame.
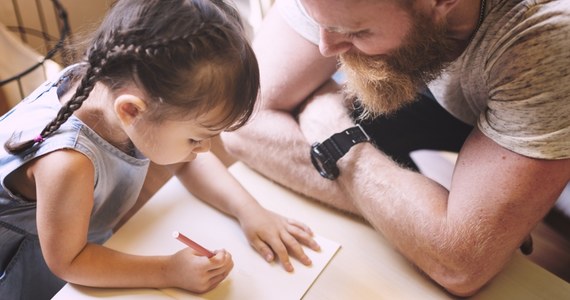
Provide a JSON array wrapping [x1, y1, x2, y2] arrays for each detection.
[[0, 69, 150, 244]]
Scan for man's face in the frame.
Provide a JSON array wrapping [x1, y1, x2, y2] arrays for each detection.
[[340, 10, 455, 118], [302, 0, 456, 118]]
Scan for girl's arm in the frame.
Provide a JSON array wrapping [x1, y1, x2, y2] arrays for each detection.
[[32, 149, 232, 293], [169, 151, 320, 272]]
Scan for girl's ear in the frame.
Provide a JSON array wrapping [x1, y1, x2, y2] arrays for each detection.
[[114, 94, 147, 126]]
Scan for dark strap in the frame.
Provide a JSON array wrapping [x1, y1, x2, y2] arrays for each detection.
[[321, 125, 370, 162]]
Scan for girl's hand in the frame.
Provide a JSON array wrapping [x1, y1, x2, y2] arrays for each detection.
[[238, 203, 321, 272], [167, 248, 233, 293]]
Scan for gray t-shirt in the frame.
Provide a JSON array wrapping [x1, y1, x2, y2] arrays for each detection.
[[280, 0, 570, 159]]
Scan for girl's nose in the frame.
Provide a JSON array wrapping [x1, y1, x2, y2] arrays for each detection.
[[193, 138, 211, 153]]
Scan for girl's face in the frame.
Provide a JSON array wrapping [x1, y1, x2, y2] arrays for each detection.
[[129, 108, 223, 165]]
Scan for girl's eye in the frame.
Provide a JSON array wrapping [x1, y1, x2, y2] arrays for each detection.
[[188, 139, 200, 145]]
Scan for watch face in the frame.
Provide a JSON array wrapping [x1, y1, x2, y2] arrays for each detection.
[[310, 143, 339, 180]]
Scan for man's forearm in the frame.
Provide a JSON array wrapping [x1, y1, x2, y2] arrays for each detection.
[[335, 133, 563, 296], [337, 143, 490, 296], [223, 110, 359, 213]]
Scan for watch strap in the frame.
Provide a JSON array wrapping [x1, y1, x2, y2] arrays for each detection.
[[320, 124, 370, 162]]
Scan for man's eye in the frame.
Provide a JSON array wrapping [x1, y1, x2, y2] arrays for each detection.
[[347, 31, 368, 39]]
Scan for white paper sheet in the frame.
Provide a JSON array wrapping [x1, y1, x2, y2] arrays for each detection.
[[56, 177, 340, 299]]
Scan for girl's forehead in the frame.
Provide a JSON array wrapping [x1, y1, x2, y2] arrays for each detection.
[[171, 108, 226, 135], [196, 101, 238, 131], [192, 125, 223, 139], [159, 117, 221, 140]]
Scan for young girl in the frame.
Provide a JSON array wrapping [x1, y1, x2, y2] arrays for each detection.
[[0, 0, 320, 299]]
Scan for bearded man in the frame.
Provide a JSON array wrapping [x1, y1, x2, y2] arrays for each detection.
[[222, 0, 570, 296]]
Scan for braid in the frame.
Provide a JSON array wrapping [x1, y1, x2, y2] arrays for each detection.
[[4, 0, 260, 153], [102, 23, 220, 64], [140, 22, 232, 58], [39, 66, 100, 138], [4, 24, 216, 154], [4, 44, 108, 154]]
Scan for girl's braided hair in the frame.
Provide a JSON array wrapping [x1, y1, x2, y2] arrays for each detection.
[[5, 0, 259, 154]]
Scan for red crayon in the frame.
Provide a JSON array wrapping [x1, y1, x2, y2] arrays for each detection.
[[172, 231, 215, 258]]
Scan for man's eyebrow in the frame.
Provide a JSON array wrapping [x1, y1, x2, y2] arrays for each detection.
[[322, 25, 369, 36], [322, 25, 349, 33]]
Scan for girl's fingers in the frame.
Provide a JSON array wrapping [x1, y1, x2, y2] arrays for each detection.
[[208, 249, 233, 273], [273, 231, 310, 270], [264, 234, 294, 272], [209, 272, 227, 286], [287, 220, 321, 251], [203, 263, 232, 293], [286, 218, 314, 236], [279, 231, 312, 267], [250, 238, 275, 262]]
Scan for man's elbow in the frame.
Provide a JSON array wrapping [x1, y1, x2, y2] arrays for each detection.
[[439, 276, 484, 297], [431, 265, 495, 297]]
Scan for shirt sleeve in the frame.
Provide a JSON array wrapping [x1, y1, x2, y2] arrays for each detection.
[[479, 6, 570, 159], [277, 0, 320, 45]]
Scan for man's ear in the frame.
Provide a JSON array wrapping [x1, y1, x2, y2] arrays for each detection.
[[430, 0, 459, 20], [114, 94, 147, 126]]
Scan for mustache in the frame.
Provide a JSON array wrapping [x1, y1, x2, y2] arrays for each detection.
[[336, 13, 456, 119], [339, 52, 420, 119]]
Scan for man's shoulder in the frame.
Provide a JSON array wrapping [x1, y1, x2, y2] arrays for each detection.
[[473, 0, 569, 76]]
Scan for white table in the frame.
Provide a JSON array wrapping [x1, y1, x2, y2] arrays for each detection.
[[54, 162, 570, 299]]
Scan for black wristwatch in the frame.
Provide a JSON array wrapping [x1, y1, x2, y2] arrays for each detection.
[[310, 124, 371, 180]]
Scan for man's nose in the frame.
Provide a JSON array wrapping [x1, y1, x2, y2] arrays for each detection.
[[318, 28, 352, 57]]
